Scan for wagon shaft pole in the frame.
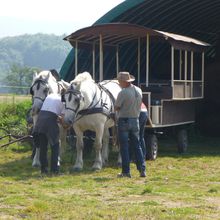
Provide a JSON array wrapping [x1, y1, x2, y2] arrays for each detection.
[[0, 134, 11, 140], [0, 135, 33, 148]]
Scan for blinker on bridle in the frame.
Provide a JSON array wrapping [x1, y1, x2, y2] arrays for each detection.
[[30, 79, 49, 102], [64, 84, 82, 113]]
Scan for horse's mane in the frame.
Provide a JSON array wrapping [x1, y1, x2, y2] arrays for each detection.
[[70, 72, 94, 85], [37, 70, 51, 78], [32, 70, 56, 84]]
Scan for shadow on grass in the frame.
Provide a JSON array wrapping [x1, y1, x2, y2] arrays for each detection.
[[2, 135, 219, 180], [0, 155, 36, 180], [0, 145, 118, 180], [0, 154, 112, 181], [157, 135, 220, 158]]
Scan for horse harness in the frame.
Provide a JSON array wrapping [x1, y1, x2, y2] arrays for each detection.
[[30, 78, 64, 102], [65, 81, 116, 122], [64, 84, 83, 114]]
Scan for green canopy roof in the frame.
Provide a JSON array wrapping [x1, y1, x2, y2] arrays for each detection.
[[60, 0, 220, 80]]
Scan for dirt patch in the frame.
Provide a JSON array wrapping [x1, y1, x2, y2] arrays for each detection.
[[0, 204, 23, 209], [205, 197, 220, 210]]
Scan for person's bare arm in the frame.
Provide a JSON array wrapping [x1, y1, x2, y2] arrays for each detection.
[[57, 114, 70, 129]]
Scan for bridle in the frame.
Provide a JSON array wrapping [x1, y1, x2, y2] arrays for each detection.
[[30, 79, 50, 102], [64, 81, 115, 120], [64, 85, 83, 114], [30, 78, 64, 102]]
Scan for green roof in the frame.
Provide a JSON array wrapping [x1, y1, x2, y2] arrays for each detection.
[[60, 0, 220, 80]]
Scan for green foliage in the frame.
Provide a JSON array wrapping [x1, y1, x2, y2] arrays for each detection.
[[0, 34, 71, 79], [1, 64, 41, 94], [0, 101, 31, 135]]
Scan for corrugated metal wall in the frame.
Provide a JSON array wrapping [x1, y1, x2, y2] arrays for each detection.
[[60, 0, 220, 136], [60, 0, 220, 80]]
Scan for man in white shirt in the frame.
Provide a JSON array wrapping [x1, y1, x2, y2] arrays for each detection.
[[34, 93, 64, 174]]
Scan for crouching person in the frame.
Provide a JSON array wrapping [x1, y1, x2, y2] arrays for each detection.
[[33, 93, 65, 175]]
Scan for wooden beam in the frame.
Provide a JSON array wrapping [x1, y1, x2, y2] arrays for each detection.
[[75, 40, 78, 77], [92, 43, 95, 80], [138, 38, 140, 85], [116, 45, 119, 76], [99, 34, 103, 82], [146, 34, 149, 87]]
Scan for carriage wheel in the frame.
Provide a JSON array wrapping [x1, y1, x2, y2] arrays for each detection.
[[177, 129, 188, 153], [146, 134, 158, 160]]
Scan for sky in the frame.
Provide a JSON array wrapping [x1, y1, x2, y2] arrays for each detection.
[[0, 0, 124, 38]]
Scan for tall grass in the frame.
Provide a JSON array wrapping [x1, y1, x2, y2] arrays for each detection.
[[0, 101, 32, 136]]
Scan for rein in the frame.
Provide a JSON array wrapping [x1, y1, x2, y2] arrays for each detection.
[[97, 82, 116, 113]]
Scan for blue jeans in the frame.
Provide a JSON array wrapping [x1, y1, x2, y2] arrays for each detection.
[[118, 118, 146, 174], [139, 111, 148, 158]]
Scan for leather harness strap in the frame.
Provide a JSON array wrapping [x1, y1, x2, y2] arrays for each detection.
[[77, 82, 115, 117]]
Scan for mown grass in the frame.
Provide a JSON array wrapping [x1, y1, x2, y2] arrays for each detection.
[[0, 136, 220, 219]]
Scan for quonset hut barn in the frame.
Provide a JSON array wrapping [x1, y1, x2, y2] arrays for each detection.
[[60, 0, 220, 137]]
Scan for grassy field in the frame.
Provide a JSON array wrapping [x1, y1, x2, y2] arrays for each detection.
[[0, 135, 220, 219], [0, 94, 31, 104]]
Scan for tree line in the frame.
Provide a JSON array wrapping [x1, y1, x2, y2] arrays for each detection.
[[0, 33, 71, 93]]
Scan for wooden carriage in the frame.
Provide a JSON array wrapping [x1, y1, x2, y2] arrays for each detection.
[[64, 23, 210, 159]]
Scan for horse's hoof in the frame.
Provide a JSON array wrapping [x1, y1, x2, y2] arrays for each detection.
[[102, 162, 108, 167], [117, 162, 122, 167], [32, 163, 40, 168], [102, 159, 108, 166], [70, 166, 82, 172], [92, 166, 102, 171]]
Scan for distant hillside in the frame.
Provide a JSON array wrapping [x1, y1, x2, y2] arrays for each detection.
[[0, 34, 71, 79]]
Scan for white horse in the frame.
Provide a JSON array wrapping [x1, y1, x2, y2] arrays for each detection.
[[30, 70, 70, 167], [63, 72, 121, 171]]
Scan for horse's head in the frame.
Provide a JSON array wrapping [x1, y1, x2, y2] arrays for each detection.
[[62, 72, 95, 125], [62, 83, 84, 125], [30, 70, 57, 116]]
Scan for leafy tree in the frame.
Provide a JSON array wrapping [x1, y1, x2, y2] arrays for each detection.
[[2, 64, 40, 94], [0, 34, 71, 79]]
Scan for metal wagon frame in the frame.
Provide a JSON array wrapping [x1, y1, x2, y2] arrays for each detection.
[[64, 23, 210, 159]]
